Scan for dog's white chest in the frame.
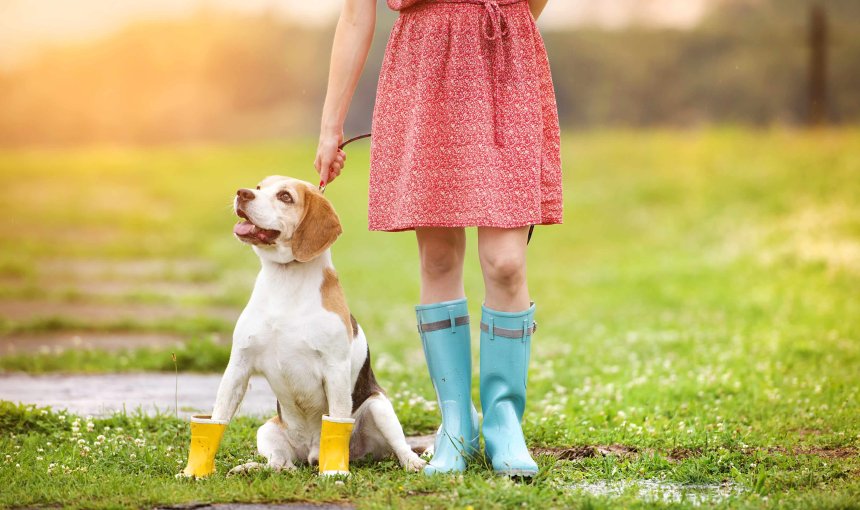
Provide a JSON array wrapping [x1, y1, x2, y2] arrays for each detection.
[[232, 264, 349, 421]]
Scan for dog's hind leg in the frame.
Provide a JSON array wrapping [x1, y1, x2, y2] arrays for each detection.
[[258, 417, 296, 470], [360, 395, 426, 472], [229, 417, 296, 475]]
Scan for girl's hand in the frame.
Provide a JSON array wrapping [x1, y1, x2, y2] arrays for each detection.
[[314, 134, 347, 187]]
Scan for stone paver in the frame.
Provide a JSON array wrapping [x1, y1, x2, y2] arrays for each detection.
[[0, 373, 276, 418]]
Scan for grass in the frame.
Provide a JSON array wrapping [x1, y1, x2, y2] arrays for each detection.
[[1, 129, 859, 508], [0, 338, 230, 374]]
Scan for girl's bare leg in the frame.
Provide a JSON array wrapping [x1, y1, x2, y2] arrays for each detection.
[[415, 227, 466, 304], [477, 226, 531, 311]]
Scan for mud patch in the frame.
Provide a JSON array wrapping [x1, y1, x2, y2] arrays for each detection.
[[538, 444, 857, 462], [760, 445, 858, 459], [534, 444, 639, 460]]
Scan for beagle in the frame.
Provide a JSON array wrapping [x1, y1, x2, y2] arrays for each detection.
[[213, 175, 425, 473]]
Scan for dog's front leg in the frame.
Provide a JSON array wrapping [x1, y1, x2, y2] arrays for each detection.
[[181, 356, 252, 478], [318, 362, 354, 476], [212, 357, 253, 422], [324, 364, 353, 420]]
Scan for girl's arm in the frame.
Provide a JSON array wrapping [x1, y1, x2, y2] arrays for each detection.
[[315, 0, 377, 186], [528, 0, 549, 20]]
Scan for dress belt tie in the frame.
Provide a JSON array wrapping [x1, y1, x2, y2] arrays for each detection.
[[480, 0, 510, 40], [430, 0, 526, 146]]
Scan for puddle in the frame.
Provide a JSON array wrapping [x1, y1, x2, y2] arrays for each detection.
[[569, 479, 745, 506]]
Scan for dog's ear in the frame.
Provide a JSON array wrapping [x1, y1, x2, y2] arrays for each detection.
[[292, 188, 343, 262]]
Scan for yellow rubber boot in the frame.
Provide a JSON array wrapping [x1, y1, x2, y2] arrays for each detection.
[[318, 415, 354, 476], [181, 415, 228, 478]]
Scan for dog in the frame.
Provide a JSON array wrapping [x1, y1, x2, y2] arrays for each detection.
[[209, 175, 425, 473]]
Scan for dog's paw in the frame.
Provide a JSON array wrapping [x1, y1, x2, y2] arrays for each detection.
[[268, 459, 297, 472], [227, 462, 264, 476], [402, 453, 427, 473]]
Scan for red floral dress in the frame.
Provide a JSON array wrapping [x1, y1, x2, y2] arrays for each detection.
[[368, 0, 563, 231]]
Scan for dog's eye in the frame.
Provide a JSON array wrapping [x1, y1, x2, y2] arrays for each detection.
[[277, 190, 293, 204]]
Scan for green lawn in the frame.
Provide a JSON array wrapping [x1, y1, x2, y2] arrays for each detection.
[[1, 129, 859, 508]]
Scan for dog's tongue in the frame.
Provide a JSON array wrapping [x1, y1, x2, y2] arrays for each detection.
[[233, 221, 256, 237]]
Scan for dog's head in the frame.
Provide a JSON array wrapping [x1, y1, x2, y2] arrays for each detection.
[[233, 176, 342, 264]]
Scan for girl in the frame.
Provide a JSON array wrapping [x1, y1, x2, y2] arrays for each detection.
[[314, 0, 562, 477]]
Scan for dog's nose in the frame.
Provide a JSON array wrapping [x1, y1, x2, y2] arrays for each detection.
[[237, 188, 256, 202]]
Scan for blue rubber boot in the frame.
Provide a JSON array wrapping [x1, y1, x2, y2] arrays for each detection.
[[480, 302, 539, 477], [415, 298, 480, 474]]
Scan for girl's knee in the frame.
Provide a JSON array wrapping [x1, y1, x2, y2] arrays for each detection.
[[420, 247, 463, 278], [480, 251, 526, 287], [418, 232, 465, 278]]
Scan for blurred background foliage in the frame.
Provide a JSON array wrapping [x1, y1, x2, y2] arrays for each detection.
[[0, 0, 858, 146]]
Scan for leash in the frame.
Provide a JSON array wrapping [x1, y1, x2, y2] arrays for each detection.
[[319, 133, 372, 194], [319, 132, 535, 245]]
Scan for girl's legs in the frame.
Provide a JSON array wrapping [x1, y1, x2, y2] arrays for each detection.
[[413, 227, 479, 474], [477, 226, 530, 311], [416, 227, 466, 304], [476, 226, 539, 476]]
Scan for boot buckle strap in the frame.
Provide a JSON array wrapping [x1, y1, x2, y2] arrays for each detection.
[[417, 315, 470, 333], [480, 321, 537, 339]]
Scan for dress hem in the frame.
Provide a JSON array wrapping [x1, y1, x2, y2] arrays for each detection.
[[368, 217, 563, 233]]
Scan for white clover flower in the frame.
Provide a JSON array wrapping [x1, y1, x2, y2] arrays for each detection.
[[36, 456, 43, 461], [130, 453, 137, 460]]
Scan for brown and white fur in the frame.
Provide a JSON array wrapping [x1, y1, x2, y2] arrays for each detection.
[[211, 175, 425, 474]]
